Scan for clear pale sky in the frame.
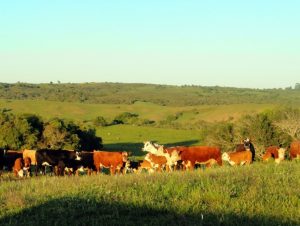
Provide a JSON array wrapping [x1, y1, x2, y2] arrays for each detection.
[[0, 1, 299, 88]]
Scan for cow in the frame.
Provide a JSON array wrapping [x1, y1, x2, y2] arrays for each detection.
[[290, 141, 300, 160], [222, 150, 252, 166], [262, 146, 286, 163], [177, 146, 222, 170], [93, 151, 128, 175], [142, 142, 182, 171], [13, 157, 31, 178], [243, 138, 256, 161], [144, 153, 167, 172], [35, 149, 81, 176]]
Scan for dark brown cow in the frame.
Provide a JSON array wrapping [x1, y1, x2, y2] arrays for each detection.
[[93, 151, 128, 175], [290, 141, 300, 160], [178, 146, 222, 170]]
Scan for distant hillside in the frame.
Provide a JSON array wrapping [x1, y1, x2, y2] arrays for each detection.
[[0, 82, 299, 106]]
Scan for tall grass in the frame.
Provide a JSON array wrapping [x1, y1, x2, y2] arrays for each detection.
[[0, 162, 299, 226]]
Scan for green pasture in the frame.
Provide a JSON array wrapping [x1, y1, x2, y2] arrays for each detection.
[[97, 125, 203, 157], [0, 99, 276, 123], [0, 162, 299, 226]]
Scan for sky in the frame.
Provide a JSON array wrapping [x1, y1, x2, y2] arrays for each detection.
[[0, 1, 299, 88]]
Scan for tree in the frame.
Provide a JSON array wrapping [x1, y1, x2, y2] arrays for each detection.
[[273, 107, 300, 140], [93, 116, 108, 127]]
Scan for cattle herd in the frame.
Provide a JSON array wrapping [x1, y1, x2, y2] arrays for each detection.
[[0, 139, 300, 178]]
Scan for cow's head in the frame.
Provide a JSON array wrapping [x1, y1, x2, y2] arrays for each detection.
[[222, 152, 230, 162], [122, 152, 128, 162], [243, 138, 251, 150], [142, 141, 153, 152], [23, 157, 31, 169]]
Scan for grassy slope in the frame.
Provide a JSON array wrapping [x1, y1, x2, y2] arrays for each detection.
[[0, 162, 299, 226], [0, 99, 276, 122]]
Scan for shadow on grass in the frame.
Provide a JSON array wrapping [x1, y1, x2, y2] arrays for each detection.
[[0, 197, 297, 226], [103, 140, 200, 156]]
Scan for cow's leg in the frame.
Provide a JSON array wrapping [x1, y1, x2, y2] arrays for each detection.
[[110, 166, 116, 175]]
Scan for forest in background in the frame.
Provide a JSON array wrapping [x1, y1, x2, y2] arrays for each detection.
[[1, 82, 300, 106]]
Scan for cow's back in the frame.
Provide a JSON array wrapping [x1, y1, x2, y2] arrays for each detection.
[[23, 150, 37, 165], [180, 146, 222, 165]]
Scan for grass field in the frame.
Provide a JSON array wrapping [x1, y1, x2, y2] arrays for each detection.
[[98, 125, 203, 157], [0, 99, 276, 123], [0, 162, 299, 226]]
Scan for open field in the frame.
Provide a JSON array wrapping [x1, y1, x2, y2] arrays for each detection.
[[0, 162, 299, 226], [97, 125, 203, 157], [0, 99, 277, 123]]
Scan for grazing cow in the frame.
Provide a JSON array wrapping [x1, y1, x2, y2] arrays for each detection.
[[263, 146, 286, 163], [222, 150, 252, 166], [35, 149, 81, 176], [290, 141, 300, 160], [13, 157, 31, 177], [93, 151, 128, 175], [13, 158, 24, 177], [144, 153, 167, 172]]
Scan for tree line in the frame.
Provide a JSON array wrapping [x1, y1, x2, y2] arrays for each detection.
[[0, 110, 102, 151], [1, 82, 300, 106]]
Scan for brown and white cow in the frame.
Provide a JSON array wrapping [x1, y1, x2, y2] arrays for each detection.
[[222, 150, 252, 166], [290, 141, 300, 160], [144, 153, 167, 172], [93, 151, 128, 175], [262, 146, 286, 163], [13, 157, 31, 177]]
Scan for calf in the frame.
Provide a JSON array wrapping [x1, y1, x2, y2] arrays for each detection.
[[144, 153, 167, 172], [222, 150, 252, 166]]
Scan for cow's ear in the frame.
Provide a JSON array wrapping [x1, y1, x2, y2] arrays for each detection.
[[128, 151, 132, 156]]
